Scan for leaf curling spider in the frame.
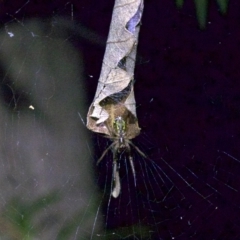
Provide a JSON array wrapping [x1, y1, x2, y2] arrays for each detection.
[[97, 116, 147, 198]]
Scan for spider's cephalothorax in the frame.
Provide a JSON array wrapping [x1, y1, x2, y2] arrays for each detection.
[[97, 116, 146, 198]]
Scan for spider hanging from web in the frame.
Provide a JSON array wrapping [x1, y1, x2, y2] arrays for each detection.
[[97, 114, 147, 198], [87, 82, 147, 198]]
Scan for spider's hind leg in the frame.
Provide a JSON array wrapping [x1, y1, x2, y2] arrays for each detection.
[[128, 140, 148, 187], [129, 155, 136, 187], [126, 143, 136, 187]]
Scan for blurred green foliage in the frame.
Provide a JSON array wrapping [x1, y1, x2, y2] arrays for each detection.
[[1, 192, 60, 239], [98, 225, 151, 240], [1, 192, 102, 240], [175, 0, 229, 28]]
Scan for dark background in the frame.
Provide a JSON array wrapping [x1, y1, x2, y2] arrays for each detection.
[[1, 0, 240, 239]]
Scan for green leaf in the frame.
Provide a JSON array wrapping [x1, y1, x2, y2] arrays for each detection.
[[194, 0, 208, 29], [175, 0, 184, 8], [216, 0, 228, 14], [2, 192, 61, 239], [100, 225, 150, 240], [28, 191, 61, 217], [175, 0, 229, 29]]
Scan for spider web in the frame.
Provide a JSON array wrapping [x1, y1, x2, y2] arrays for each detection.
[[0, 1, 240, 240]]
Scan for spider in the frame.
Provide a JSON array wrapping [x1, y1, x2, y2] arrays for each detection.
[[96, 116, 146, 198]]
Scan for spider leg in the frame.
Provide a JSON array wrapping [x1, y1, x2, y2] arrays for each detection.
[[96, 142, 115, 165], [127, 144, 136, 187], [129, 141, 147, 159], [111, 148, 121, 198]]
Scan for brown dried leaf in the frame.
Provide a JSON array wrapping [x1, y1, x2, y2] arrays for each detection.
[[87, 0, 144, 138]]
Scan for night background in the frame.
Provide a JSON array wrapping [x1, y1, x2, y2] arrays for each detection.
[[0, 0, 239, 239]]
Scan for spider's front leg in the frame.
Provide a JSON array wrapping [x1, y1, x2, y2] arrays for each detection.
[[129, 141, 147, 159], [111, 148, 121, 198], [96, 142, 114, 165]]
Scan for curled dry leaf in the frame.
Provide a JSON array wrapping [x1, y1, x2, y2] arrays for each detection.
[[87, 0, 144, 139]]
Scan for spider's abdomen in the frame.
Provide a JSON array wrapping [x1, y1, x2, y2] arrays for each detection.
[[114, 116, 126, 136]]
